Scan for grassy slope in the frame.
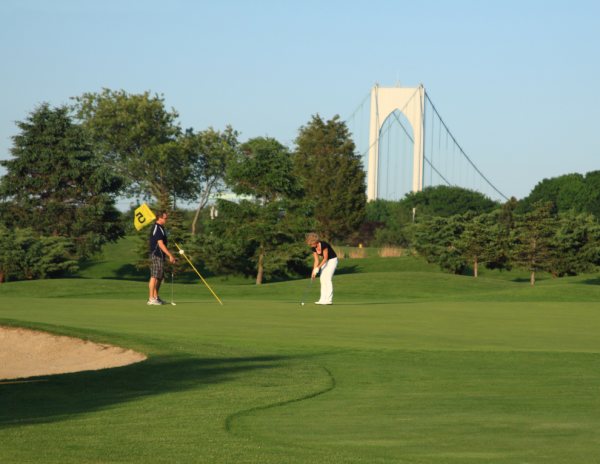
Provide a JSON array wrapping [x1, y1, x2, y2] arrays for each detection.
[[1, 241, 600, 463]]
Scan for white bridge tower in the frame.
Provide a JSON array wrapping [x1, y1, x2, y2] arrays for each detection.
[[367, 84, 425, 200]]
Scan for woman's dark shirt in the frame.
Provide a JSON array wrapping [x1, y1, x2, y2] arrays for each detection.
[[311, 241, 337, 259]]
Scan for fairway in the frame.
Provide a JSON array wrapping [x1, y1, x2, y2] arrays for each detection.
[[2, 257, 600, 463]]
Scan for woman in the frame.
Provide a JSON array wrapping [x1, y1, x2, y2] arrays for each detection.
[[306, 232, 338, 305]]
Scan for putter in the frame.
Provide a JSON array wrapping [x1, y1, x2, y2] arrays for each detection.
[[299, 277, 313, 307], [170, 271, 176, 306]]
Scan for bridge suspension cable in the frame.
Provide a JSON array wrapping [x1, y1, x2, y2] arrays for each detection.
[[424, 93, 508, 201], [389, 110, 453, 188], [344, 86, 508, 202], [344, 91, 371, 123]]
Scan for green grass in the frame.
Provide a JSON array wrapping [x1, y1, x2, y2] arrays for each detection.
[[2, 242, 600, 463]]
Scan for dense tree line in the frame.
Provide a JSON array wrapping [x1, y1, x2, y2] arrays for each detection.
[[0, 89, 366, 283], [198, 137, 308, 284], [2, 88, 600, 284], [363, 180, 600, 285], [517, 172, 600, 218], [409, 200, 600, 285]]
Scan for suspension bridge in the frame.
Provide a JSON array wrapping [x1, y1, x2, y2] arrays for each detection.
[[345, 84, 508, 202]]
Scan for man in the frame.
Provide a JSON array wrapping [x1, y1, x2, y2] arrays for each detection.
[[148, 211, 176, 305]]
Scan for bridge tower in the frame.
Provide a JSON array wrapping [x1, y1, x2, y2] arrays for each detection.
[[367, 84, 425, 201]]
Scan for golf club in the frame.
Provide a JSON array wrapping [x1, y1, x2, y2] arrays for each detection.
[[170, 271, 176, 306], [299, 277, 313, 307]]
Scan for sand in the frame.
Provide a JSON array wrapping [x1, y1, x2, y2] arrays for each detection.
[[0, 325, 147, 381]]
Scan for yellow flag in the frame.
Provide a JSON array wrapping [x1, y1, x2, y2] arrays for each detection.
[[134, 203, 156, 231]]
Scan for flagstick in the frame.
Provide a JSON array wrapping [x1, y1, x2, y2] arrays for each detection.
[[174, 242, 223, 305]]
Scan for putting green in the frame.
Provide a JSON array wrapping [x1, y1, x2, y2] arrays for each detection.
[[1, 262, 600, 463]]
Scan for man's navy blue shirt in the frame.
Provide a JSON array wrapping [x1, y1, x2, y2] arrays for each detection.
[[149, 223, 167, 257]]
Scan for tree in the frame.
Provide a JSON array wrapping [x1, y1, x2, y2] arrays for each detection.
[[0, 223, 18, 283], [0, 103, 124, 258], [456, 213, 494, 277], [481, 199, 518, 272], [294, 115, 366, 242], [200, 198, 310, 283], [365, 199, 412, 247], [518, 173, 587, 214], [229, 137, 301, 200], [511, 201, 558, 285], [198, 200, 259, 278], [202, 137, 310, 284], [0, 226, 77, 282], [411, 214, 468, 274], [73, 89, 196, 210], [400, 185, 498, 219], [582, 171, 600, 220], [13, 228, 79, 279], [181, 126, 238, 235], [547, 211, 600, 277]]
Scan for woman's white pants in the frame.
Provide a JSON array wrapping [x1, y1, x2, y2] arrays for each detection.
[[318, 257, 338, 304]]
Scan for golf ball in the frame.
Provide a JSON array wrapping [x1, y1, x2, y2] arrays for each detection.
[[179, 249, 185, 255], [301, 302, 305, 306]]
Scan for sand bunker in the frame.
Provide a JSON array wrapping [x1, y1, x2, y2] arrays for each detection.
[[0, 326, 147, 381]]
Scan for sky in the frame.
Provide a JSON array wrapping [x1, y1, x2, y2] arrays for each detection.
[[1, 0, 599, 202]]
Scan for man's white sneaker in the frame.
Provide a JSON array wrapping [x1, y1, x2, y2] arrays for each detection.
[[147, 298, 162, 306]]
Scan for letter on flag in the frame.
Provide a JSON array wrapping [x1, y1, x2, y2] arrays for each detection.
[[134, 203, 156, 231]]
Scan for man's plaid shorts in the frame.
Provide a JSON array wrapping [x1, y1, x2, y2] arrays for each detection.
[[150, 255, 165, 279]]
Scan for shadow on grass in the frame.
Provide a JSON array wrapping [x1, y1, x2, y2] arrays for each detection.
[[109, 263, 148, 281], [110, 265, 219, 284], [75, 260, 148, 282], [0, 354, 288, 428], [578, 278, 600, 286], [334, 265, 359, 276]]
